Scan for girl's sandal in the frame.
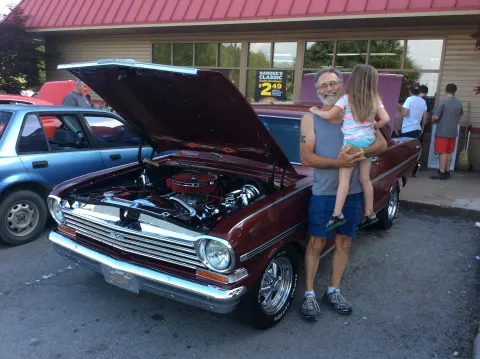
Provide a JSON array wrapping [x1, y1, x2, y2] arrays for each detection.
[[325, 212, 347, 232], [358, 212, 379, 229]]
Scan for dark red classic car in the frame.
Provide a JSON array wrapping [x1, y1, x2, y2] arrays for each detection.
[[47, 60, 421, 329]]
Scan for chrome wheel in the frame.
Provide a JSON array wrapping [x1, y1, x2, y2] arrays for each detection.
[[387, 186, 399, 221], [5, 201, 39, 237], [258, 257, 293, 315]]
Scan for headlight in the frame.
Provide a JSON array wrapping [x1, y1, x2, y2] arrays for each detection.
[[47, 196, 66, 225], [196, 238, 234, 272], [205, 241, 231, 270]]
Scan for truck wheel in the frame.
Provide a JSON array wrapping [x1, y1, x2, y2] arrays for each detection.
[[0, 190, 47, 246], [243, 247, 299, 330], [377, 183, 400, 230]]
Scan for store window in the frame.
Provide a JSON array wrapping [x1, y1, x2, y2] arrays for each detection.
[[369, 40, 404, 69], [152, 43, 171, 65], [404, 40, 443, 70], [247, 42, 297, 102], [195, 43, 217, 67], [304, 41, 334, 69], [153, 42, 241, 89], [248, 43, 272, 68], [273, 42, 296, 69], [335, 40, 368, 70], [173, 43, 193, 66], [219, 43, 241, 67]]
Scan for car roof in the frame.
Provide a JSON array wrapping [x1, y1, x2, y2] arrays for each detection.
[[0, 105, 113, 115]]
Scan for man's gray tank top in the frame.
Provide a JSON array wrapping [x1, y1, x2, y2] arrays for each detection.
[[312, 114, 362, 196]]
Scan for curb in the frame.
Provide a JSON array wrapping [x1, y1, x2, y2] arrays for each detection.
[[402, 200, 480, 222]]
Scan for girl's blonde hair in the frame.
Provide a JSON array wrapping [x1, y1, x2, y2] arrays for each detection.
[[346, 64, 379, 123]]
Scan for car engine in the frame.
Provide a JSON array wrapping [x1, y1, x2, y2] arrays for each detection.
[[71, 168, 267, 231]]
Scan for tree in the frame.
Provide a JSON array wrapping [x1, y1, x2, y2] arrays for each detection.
[[0, 5, 45, 93]]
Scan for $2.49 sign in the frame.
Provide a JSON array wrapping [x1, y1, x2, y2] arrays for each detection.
[[254, 70, 287, 102]]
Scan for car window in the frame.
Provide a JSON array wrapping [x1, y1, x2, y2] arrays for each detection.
[[259, 116, 301, 164], [18, 114, 49, 154], [0, 111, 12, 141], [84, 116, 141, 148], [39, 114, 90, 152]]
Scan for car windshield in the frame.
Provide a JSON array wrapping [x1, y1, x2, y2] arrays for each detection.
[[0, 111, 12, 141], [259, 115, 301, 164]]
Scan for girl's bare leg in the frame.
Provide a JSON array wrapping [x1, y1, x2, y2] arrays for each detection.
[[332, 167, 355, 218], [358, 159, 375, 218]]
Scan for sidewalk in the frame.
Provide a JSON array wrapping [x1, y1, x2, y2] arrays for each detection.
[[400, 168, 480, 221], [399, 168, 480, 359]]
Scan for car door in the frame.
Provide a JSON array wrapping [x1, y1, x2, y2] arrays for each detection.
[[17, 113, 105, 188], [82, 114, 153, 169]]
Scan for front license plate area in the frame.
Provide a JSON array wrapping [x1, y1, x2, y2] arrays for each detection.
[[102, 265, 140, 293]]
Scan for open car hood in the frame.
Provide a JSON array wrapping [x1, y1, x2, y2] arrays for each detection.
[[58, 59, 296, 174]]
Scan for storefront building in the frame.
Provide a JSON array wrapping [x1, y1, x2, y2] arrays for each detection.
[[18, 0, 480, 167]]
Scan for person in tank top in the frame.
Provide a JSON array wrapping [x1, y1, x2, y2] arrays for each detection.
[[309, 64, 390, 232], [300, 67, 387, 321]]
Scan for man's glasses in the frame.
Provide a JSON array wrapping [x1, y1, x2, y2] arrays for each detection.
[[318, 81, 342, 90]]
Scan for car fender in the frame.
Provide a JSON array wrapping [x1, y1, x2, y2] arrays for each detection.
[[0, 173, 51, 199]]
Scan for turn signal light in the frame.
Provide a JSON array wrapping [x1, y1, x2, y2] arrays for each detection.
[[196, 269, 228, 284], [59, 226, 76, 237]]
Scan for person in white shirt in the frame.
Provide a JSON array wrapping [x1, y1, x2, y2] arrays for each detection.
[[401, 82, 428, 139]]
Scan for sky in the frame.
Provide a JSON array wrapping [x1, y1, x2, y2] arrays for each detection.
[[0, 0, 21, 15]]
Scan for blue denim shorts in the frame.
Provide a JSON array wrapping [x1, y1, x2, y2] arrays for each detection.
[[308, 192, 363, 239]]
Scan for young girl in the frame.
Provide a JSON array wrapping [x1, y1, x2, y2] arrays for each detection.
[[310, 64, 390, 232]]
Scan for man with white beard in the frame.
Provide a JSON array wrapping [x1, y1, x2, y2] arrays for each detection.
[[300, 67, 387, 320]]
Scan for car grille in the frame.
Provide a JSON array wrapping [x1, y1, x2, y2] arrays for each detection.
[[64, 212, 204, 270]]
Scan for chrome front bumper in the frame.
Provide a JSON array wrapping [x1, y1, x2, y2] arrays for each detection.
[[49, 231, 246, 314]]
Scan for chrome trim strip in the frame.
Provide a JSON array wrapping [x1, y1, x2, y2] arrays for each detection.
[[49, 231, 246, 302], [57, 59, 199, 75], [240, 220, 307, 262], [371, 153, 420, 184], [230, 183, 311, 233]]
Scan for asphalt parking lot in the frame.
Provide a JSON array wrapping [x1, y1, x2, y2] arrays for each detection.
[[0, 210, 479, 359]]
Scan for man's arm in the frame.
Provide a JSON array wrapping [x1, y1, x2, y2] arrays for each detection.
[[401, 96, 411, 117], [300, 112, 364, 169], [361, 129, 388, 158], [420, 110, 427, 135], [432, 100, 443, 123]]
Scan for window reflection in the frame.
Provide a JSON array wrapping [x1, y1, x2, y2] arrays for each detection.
[[405, 40, 443, 70], [304, 41, 334, 68], [369, 40, 404, 69], [195, 43, 217, 67], [273, 42, 297, 69], [335, 40, 368, 69], [248, 43, 271, 68], [153, 43, 171, 65], [219, 43, 241, 67], [173, 43, 193, 66]]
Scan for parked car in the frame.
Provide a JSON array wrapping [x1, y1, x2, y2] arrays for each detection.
[[47, 60, 421, 329], [0, 105, 156, 245], [0, 94, 54, 106]]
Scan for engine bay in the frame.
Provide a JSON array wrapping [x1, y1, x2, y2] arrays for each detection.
[[68, 164, 276, 232]]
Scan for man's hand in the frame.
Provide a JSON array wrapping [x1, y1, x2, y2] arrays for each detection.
[[336, 145, 365, 168]]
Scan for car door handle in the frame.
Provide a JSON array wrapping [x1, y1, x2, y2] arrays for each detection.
[[32, 161, 48, 169], [110, 154, 121, 161]]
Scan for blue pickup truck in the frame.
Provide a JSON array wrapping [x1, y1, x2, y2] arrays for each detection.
[[0, 105, 156, 245]]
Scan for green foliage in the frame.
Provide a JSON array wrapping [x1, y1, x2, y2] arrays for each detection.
[[0, 5, 45, 93]]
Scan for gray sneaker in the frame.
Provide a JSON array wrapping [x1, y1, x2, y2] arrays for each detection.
[[301, 295, 320, 321], [321, 289, 353, 315]]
